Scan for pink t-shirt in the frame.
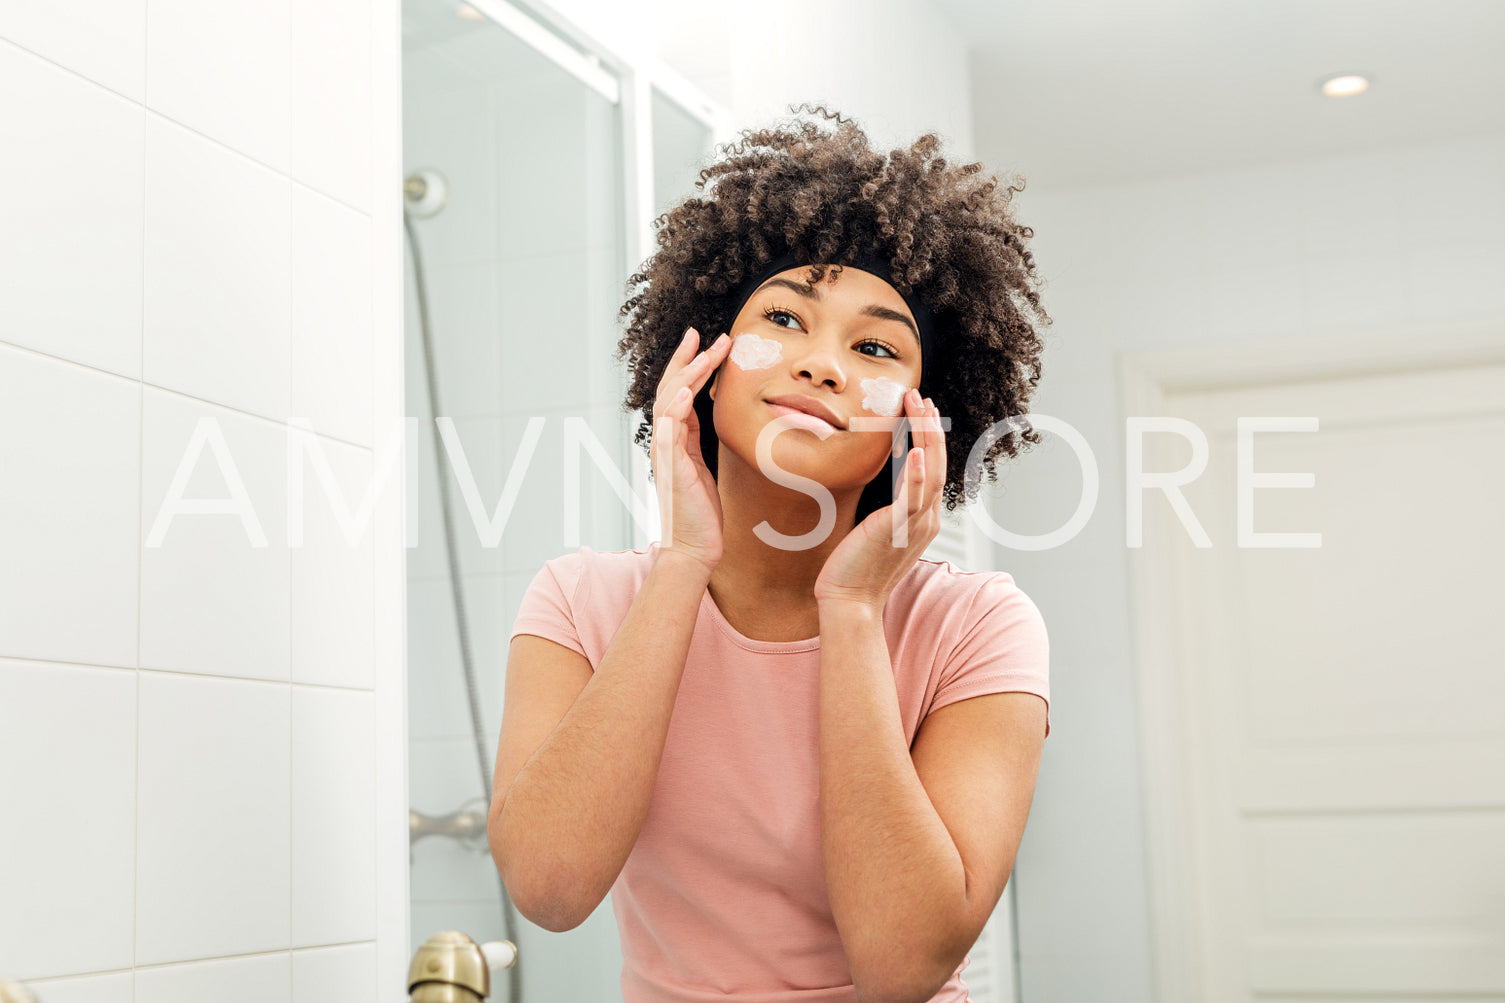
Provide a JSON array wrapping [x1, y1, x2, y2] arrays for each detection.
[[508, 541, 1050, 1002]]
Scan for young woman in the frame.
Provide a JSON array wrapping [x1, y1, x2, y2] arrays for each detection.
[[489, 104, 1053, 1003]]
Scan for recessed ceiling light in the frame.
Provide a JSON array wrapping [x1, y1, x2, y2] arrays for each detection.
[[1320, 73, 1369, 97], [456, 2, 485, 19]]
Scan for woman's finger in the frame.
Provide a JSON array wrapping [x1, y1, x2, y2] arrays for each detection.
[[923, 397, 947, 500], [911, 447, 927, 514], [654, 328, 700, 407], [671, 326, 698, 364], [677, 333, 731, 398], [657, 331, 730, 414], [902, 391, 942, 520], [905, 391, 942, 503]]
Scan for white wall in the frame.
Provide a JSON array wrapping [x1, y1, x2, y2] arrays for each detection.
[[995, 132, 1505, 1000], [542, 0, 975, 155], [655, 0, 975, 159], [0, 0, 405, 999]]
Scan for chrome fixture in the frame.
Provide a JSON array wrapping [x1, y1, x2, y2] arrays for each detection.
[[409, 929, 517, 1001], [403, 168, 449, 219], [410, 796, 489, 850]]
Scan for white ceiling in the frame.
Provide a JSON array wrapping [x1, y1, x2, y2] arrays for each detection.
[[927, 0, 1505, 192]]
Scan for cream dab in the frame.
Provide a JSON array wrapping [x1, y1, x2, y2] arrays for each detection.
[[860, 376, 909, 417], [728, 333, 782, 370]]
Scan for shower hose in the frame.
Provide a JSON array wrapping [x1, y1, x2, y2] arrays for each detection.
[[403, 207, 523, 1003]]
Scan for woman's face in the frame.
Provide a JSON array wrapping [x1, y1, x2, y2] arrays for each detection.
[[706, 265, 924, 494]]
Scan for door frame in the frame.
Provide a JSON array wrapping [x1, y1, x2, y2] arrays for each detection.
[[1117, 316, 1505, 1003]]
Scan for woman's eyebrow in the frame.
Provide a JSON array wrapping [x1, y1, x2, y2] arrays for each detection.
[[756, 277, 920, 346]]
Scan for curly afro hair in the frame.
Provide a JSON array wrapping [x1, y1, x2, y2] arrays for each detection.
[[613, 103, 1053, 521]]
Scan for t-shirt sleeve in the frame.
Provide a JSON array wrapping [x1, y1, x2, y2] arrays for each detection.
[[930, 573, 1051, 738], [508, 554, 588, 659]]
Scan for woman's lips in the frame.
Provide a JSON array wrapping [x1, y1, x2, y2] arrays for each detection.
[[766, 401, 841, 432]]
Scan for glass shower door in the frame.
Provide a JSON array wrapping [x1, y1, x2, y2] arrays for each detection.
[[401, 1, 630, 1000]]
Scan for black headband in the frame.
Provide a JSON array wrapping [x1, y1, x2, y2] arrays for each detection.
[[725, 251, 942, 399]]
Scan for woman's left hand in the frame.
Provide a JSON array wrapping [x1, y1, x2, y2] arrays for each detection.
[[813, 388, 947, 610]]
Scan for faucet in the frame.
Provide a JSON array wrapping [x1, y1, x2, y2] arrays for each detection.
[[409, 797, 489, 850], [408, 930, 517, 1001]]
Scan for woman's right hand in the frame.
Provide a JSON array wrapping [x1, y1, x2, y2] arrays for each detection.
[[652, 327, 731, 574]]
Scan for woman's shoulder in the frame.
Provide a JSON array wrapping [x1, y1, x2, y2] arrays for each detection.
[[536, 541, 660, 593], [902, 555, 1022, 598], [895, 557, 1042, 636]]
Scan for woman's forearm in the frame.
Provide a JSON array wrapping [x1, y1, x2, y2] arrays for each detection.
[[495, 549, 712, 931], [817, 599, 968, 1001]]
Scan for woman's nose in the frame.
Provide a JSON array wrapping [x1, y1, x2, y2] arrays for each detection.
[[791, 337, 845, 391]]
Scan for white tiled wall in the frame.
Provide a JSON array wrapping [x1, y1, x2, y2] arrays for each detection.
[[993, 134, 1505, 1002], [0, 0, 396, 997]]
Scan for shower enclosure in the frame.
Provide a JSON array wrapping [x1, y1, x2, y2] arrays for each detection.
[[400, 0, 719, 999]]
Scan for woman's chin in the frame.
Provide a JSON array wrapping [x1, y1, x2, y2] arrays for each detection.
[[748, 449, 877, 494]]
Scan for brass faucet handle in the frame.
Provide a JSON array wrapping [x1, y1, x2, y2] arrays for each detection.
[[409, 929, 506, 1001]]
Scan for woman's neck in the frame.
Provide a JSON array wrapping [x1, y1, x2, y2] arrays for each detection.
[[707, 448, 863, 611]]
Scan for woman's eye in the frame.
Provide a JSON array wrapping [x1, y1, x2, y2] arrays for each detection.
[[764, 307, 802, 329], [857, 340, 898, 359]]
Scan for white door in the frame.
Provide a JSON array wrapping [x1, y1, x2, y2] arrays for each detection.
[[1154, 359, 1505, 999]]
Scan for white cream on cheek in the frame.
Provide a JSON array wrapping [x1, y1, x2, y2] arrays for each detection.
[[728, 333, 782, 370], [860, 376, 909, 417]]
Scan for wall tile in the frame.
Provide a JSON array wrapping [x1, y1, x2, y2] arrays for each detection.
[[290, 432, 376, 690], [406, 575, 504, 741], [135, 672, 290, 964], [0, 660, 135, 980], [291, 186, 373, 448], [0, 349, 139, 668], [291, 943, 376, 1003], [410, 824, 504, 906], [0, 45, 144, 377], [134, 952, 290, 1003], [142, 116, 291, 423], [409, 258, 502, 421], [409, 735, 497, 822], [405, 413, 505, 580], [145, 0, 289, 172], [18, 971, 133, 1003], [494, 86, 592, 259], [291, 0, 372, 212], [139, 389, 290, 681], [496, 251, 588, 416], [0, 0, 145, 100], [291, 686, 377, 946]]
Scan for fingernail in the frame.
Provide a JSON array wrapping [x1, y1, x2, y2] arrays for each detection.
[[684, 327, 697, 342], [924, 397, 934, 409]]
